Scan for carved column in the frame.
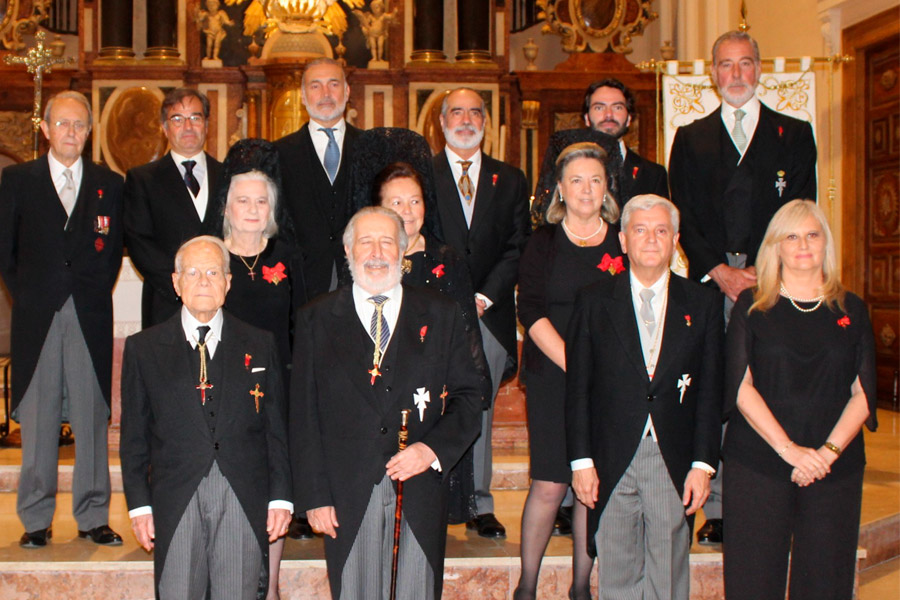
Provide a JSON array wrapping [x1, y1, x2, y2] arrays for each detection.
[[98, 0, 136, 61], [409, 0, 447, 64], [145, 0, 180, 62], [455, 0, 491, 64]]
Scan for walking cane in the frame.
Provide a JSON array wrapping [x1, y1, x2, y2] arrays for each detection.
[[389, 409, 411, 600]]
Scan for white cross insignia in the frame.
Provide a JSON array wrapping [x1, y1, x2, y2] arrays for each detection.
[[677, 374, 692, 404], [775, 175, 787, 197], [413, 387, 431, 422]]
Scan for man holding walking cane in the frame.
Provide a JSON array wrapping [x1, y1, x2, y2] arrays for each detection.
[[290, 207, 482, 599]]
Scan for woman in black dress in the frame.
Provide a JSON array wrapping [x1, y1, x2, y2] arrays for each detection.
[[216, 139, 307, 600], [515, 142, 626, 600], [722, 199, 877, 600], [370, 160, 492, 523]]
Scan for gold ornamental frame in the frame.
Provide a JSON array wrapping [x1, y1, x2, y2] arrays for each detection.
[[0, 0, 51, 51], [537, 0, 657, 54]]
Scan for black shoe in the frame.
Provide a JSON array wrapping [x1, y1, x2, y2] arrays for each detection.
[[466, 513, 506, 539], [77, 524, 123, 546], [696, 518, 723, 545], [552, 505, 573, 536], [288, 515, 314, 540], [19, 528, 51, 548]]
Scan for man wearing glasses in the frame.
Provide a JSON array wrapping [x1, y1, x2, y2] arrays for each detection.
[[0, 90, 125, 548], [124, 87, 224, 328]]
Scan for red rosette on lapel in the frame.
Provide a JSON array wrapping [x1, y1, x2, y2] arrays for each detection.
[[597, 253, 624, 275]]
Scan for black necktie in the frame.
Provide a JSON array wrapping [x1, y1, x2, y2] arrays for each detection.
[[183, 160, 201, 197]]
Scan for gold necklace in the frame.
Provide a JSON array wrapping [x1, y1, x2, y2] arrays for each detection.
[[237, 252, 261, 280]]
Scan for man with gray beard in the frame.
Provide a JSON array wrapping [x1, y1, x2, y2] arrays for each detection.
[[275, 57, 363, 301], [432, 88, 531, 539], [290, 207, 481, 599]]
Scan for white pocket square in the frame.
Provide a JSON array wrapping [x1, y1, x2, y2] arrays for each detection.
[[251, 367, 266, 373]]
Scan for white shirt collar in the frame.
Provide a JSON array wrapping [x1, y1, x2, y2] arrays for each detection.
[[47, 151, 83, 192], [181, 306, 224, 357], [170, 149, 207, 170], [352, 281, 403, 347], [310, 117, 346, 137], [444, 146, 481, 171], [619, 140, 628, 161]]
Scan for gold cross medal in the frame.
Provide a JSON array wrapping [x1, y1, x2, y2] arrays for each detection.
[[250, 383, 264, 413], [196, 380, 213, 405], [369, 364, 382, 385]]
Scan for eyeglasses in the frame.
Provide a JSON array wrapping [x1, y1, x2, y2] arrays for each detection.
[[167, 114, 205, 127], [53, 120, 89, 133]]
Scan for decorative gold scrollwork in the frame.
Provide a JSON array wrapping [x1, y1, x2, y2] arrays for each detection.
[[1, 0, 52, 51], [537, 0, 657, 54]]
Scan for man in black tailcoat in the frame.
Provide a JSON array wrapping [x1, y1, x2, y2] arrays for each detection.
[[121, 236, 292, 598], [124, 87, 224, 328], [432, 87, 531, 539], [292, 208, 481, 599], [0, 91, 124, 548], [668, 30, 817, 544]]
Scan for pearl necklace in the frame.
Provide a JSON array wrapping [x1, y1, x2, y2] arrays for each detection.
[[562, 218, 605, 247], [780, 284, 824, 313]]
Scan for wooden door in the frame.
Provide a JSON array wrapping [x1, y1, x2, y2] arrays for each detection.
[[843, 11, 900, 409]]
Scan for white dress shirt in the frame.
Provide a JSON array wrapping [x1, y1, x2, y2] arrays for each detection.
[[170, 150, 209, 221], [720, 96, 761, 161], [47, 151, 83, 197], [309, 117, 347, 176], [129, 307, 293, 518], [571, 272, 714, 475]]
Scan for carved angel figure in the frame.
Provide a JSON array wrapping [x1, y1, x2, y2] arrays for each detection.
[[353, 0, 396, 63], [197, 0, 235, 60]]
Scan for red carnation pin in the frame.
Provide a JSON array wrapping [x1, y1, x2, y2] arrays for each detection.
[[262, 262, 287, 285], [492, 174, 498, 186], [778, 126, 784, 137], [420, 326, 428, 342], [837, 316, 850, 328], [244, 354, 252, 370], [597, 253, 624, 275], [632, 166, 639, 179], [685, 314, 692, 327], [97, 188, 103, 199], [432, 264, 445, 278]]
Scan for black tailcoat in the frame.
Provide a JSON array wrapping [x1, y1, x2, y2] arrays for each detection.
[[621, 148, 669, 205], [565, 273, 723, 554], [290, 285, 482, 599], [0, 156, 124, 414], [120, 311, 291, 595], [123, 152, 223, 327], [668, 103, 817, 280], [432, 152, 530, 380], [275, 122, 362, 300]]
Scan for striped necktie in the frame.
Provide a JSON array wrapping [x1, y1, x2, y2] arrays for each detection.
[[368, 295, 390, 358]]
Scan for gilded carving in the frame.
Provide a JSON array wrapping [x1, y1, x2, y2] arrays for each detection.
[[880, 323, 897, 349], [872, 171, 899, 239], [0, 110, 34, 162], [0, 0, 51, 51], [537, 0, 657, 54], [104, 88, 168, 174]]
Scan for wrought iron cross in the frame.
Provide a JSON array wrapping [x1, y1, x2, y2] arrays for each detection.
[[4, 31, 74, 159]]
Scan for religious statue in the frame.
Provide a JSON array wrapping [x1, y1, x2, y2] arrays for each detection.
[[196, 0, 234, 63], [353, 0, 396, 68]]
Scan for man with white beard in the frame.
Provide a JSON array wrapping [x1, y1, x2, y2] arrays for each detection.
[[432, 88, 531, 539], [275, 57, 363, 301], [290, 207, 482, 599]]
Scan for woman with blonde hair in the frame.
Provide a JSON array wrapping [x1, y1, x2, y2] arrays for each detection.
[[515, 142, 625, 600], [722, 199, 877, 600]]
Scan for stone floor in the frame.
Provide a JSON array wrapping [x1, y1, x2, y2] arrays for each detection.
[[0, 410, 896, 598]]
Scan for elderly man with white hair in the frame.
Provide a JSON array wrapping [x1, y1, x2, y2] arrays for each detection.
[[291, 207, 482, 599], [120, 235, 292, 599]]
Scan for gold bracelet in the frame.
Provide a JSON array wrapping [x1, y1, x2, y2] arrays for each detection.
[[777, 441, 794, 458], [824, 441, 842, 456]]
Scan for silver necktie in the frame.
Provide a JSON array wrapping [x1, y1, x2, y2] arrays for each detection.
[[732, 108, 748, 154], [59, 168, 76, 217], [639, 288, 656, 336]]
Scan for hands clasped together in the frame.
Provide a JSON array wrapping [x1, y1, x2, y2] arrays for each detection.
[[780, 442, 837, 487]]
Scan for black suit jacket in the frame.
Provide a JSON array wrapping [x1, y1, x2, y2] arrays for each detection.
[[275, 122, 362, 300], [290, 285, 482, 599], [668, 103, 817, 280], [621, 148, 669, 205], [123, 152, 223, 328], [120, 311, 291, 593], [566, 273, 723, 552], [0, 156, 124, 414], [433, 151, 530, 380]]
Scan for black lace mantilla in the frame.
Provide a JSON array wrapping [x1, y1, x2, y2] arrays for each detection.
[[531, 128, 625, 228]]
